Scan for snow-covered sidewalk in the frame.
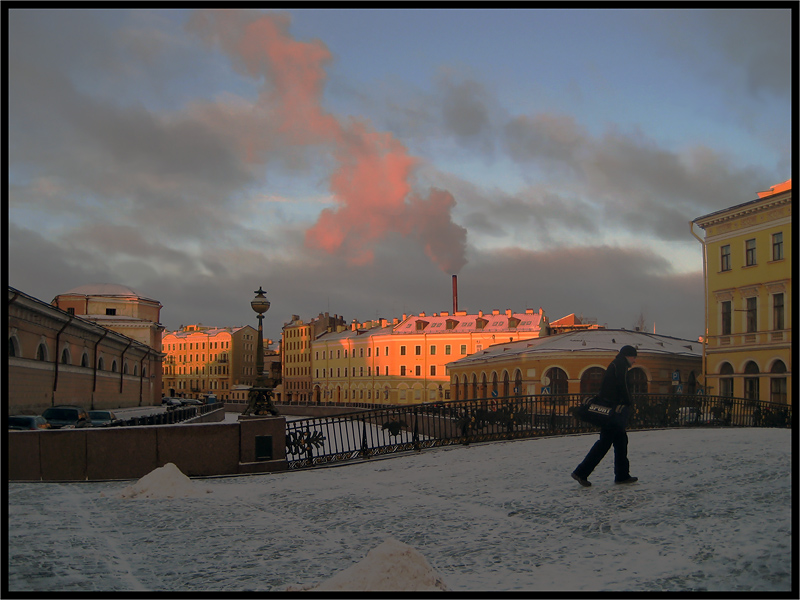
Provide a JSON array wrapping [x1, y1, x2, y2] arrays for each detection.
[[7, 428, 792, 592]]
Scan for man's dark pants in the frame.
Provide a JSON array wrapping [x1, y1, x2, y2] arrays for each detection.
[[574, 425, 629, 481]]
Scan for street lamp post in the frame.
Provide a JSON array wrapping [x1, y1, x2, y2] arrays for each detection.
[[242, 286, 280, 416]]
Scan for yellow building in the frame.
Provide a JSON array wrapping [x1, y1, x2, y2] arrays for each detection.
[[692, 179, 791, 405], [161, 324, 264, 401], [446, 329, 702, 401], [310, 308, 549, 405], [282, 313, 346, 404]]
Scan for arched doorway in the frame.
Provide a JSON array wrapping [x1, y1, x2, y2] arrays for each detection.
[[744, 361, 760, 401]]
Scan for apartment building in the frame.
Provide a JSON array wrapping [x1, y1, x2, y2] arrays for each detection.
[[692, 179, 791, 404], [281, 312, 346, 404], [310, 308, 549, 405], [161, 324, 265, 401]]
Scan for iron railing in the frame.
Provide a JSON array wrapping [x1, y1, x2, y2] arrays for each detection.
[[119, 403, 221, 427], [284, 393, 792, 469]]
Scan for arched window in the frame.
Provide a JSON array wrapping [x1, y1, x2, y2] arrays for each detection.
[[133, 364, 138, 376], [471, 373, 478, 399], [111, 360, 118, 373], [81, 352, 89, 368], [514, 370, 523, 396], [545, 367, 568, 395], [37, 343, 48, 361], [452, 377, 460, 402], [627, 368, 648, 395], [502, 371, 510, 397], [770, 360, 787, 404], [719, 362, 734, 397], [142, 366, 147, 378], [491, 372, 498, 398], [123, 362, 129, 374], [480, 373, 488, 398], [98, 357, 105, 370], [9, 337, 20, 358], [580, 367, 605, 395], [744, 361, 760, 401], [60, 348, 70, 364]]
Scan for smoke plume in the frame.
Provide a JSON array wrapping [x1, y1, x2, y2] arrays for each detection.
[[189, 9, 467, 273]]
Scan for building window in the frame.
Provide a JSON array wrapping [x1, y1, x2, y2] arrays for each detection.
[[36, 343, 47, 361], [545, 367, 568, 395], [430, 365, 436, 376], [721, 301, 732, 335], [400, 346, 406, 356], [400, 366, 406, 376], [445, 345, 451, 355], [746, 297, 757, 333], [627, 368, 648, 395], [460, 345, 467, 355], [430, 345, 436, 355], [745, 239, 756, 266], [60, 348, 70, 364], [772, 232, 784, 261], [106, 308, 117, 315], [415, 365, 421, 376], [773, 293, 784, 330], [415, 346, 421, 356], [720, 245, 731, 271], [580, 367, 605, 395], [770, 360, 787, 404], [81, 352, 89, 367], [66, 307, 75, 315]]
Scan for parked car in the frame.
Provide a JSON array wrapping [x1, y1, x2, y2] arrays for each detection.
[[675, 406, 721, 426], [41, 406, 92, 429], [87, 410, 124, 427], [9, 415, 51, 430], [162, 397, 183, 408], [179, 398, 203, 406]]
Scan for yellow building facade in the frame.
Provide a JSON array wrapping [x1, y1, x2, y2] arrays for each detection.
[[692, 180, 791, 405], [310, 308, 549, 405], [161, 324, 262, 401], [446, 329, 702, 401]]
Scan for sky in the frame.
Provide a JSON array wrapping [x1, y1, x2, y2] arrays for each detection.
[[7, 427, 792, 592], [7, 8, 793, 344]]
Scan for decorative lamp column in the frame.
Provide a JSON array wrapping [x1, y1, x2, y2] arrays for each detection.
[[242, 286, 280, 416]]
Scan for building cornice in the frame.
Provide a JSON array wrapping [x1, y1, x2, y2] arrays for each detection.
[[693, 193, 791, 230]]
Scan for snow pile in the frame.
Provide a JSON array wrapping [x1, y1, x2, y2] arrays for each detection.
[[111, 463, 212, 499], [290, 538, 450, 591]]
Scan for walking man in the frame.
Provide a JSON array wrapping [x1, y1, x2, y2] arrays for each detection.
[[571, 345, 639, 487]]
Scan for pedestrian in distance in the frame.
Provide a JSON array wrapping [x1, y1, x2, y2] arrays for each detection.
[[571, 345, 639, 487]]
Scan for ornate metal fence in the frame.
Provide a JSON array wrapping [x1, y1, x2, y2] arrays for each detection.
[[284, 394, 792, 469]]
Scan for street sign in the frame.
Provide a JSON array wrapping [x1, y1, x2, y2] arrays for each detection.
[[542, 386, 551, 395]]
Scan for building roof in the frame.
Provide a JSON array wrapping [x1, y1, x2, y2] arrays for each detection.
[[447, 328, 701, 368], [57, 283, 161, 304], [394, 310, 544, 335], [316, 309, 545, 343]]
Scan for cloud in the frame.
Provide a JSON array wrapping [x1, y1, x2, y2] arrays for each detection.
[[188, 9, 469, 273]]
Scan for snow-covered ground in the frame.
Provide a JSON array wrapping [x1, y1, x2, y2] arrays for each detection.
[[7, 427, 792, 593]]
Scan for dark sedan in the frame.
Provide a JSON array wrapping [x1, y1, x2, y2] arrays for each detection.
[[88, 410, 124, 427], [9, 415, 51, 430]]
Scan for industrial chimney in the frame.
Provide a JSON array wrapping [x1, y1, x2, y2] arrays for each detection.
[[452, 274, 458, 314]]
